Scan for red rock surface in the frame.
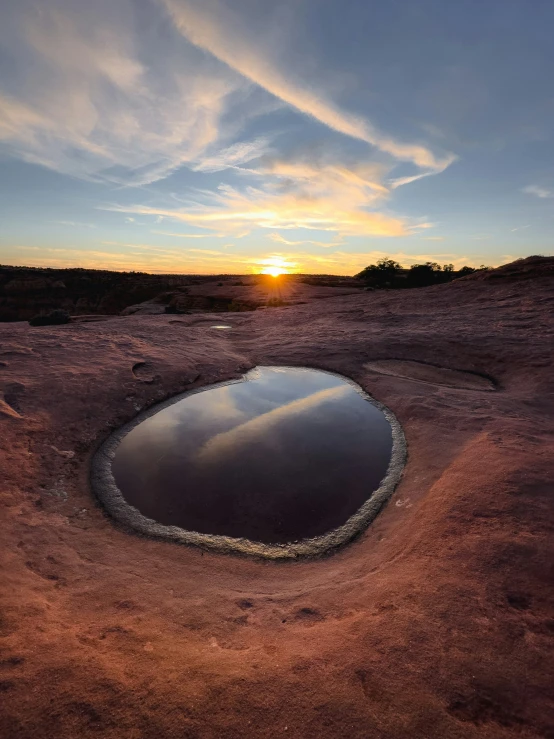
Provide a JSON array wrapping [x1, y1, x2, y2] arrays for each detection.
[[1, 257, 553, 739]]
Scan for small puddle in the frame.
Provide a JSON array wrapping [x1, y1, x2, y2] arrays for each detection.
[[92, 367, 405, 558], [210, 324, 233, 329]]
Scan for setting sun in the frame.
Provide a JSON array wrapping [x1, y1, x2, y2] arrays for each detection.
[[259, 256, 293, 277]]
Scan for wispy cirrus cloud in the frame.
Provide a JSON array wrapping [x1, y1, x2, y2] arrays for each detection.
[[522, 185, 553, 198], [1, 0, 457, 262], [103, 191, 409, 237], [103, 154, 424, 238], [191, 137, 272, 173], [186, 248, 226, 255], [152, 230, 213, 239], [270, 233, 344, 248], [0, 1, 263, 185], [160, 0, 456, 178], [55, 220, 96, 228], [389, 172, 438, 189], [511, 224, 531, 232]]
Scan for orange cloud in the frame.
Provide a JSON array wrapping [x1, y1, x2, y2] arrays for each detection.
[[104, 155, 413, 238], [105, 197, 408, 237]]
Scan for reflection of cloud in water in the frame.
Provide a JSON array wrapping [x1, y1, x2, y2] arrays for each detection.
[[174, 384, 247, 430], [193, 384, 247, 426], [196, 385, 351, 464], [121, 371, 348, 468], [120, 383, 248, 457]]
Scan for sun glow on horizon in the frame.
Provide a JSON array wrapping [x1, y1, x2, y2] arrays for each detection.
[[259, 255, 293, 277]]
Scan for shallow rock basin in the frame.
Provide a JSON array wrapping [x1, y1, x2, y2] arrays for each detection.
[[93, 367, 405, 557]]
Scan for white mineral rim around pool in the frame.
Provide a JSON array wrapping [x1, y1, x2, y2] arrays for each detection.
[[90, 367, 407, 560]]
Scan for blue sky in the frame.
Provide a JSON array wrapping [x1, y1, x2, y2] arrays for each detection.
[[0, 0, 552, 274]]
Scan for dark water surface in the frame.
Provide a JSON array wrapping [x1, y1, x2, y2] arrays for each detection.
[[112, 367, 393, 544]]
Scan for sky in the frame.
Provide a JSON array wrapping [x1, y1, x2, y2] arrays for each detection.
[[0, 0, 553, 276]]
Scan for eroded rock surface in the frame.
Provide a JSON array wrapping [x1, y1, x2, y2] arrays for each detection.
[[1, 257, 553, 739]]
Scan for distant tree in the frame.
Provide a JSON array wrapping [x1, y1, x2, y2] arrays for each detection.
[[353, 259, 494, 290], [406, 262, 442, 288], [432, 263, 457, 284], [355, 258, 401, 287]]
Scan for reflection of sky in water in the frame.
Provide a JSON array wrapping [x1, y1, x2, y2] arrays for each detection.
[[196, 384, 358, 467], [112, 367, 393, 543]]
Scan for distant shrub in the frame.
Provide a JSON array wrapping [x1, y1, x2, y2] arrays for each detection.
[[29, 309, 71, 326], [356, 258, 401, 287], [266, 297, 287, 307], [406, 262, 442, 287], [354, 259, 491, 289]]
